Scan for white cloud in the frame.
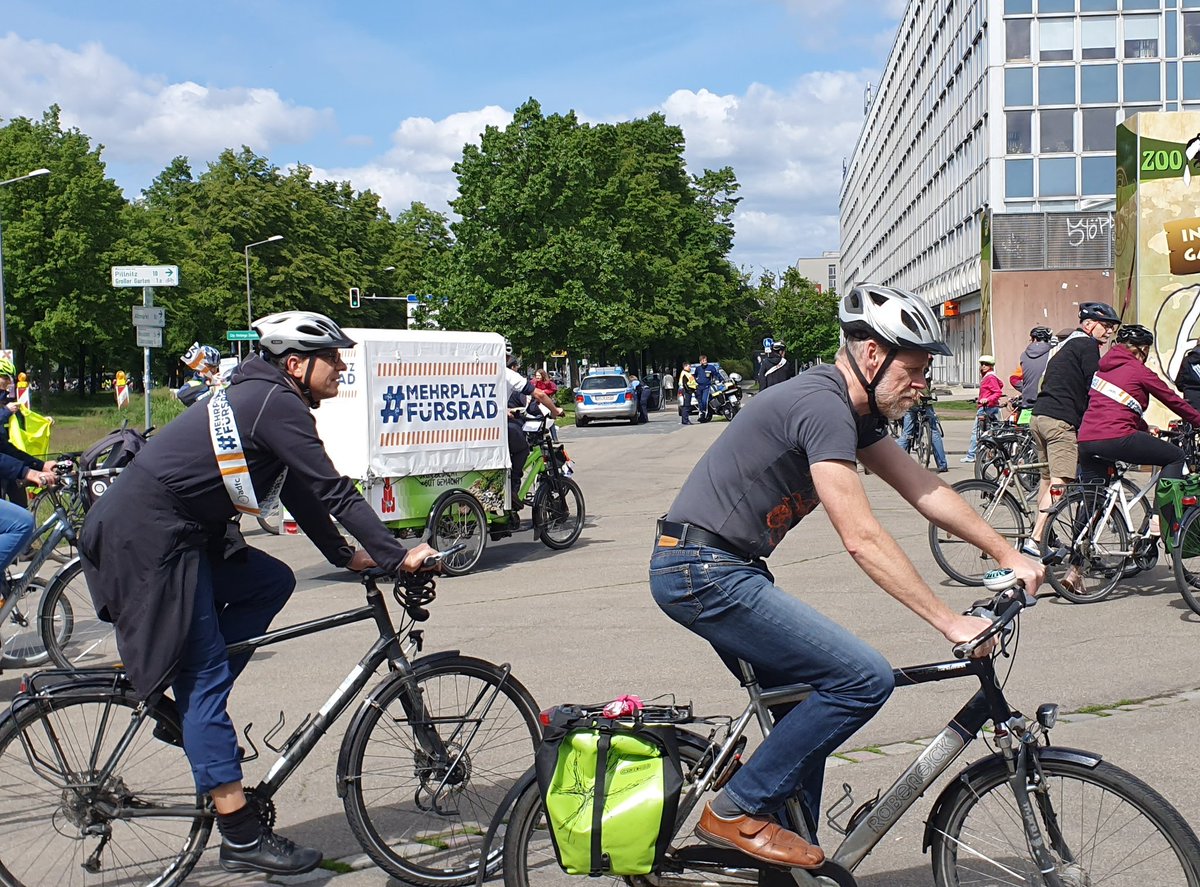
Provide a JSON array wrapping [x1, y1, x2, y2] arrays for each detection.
[[0, 33, 331, 165]]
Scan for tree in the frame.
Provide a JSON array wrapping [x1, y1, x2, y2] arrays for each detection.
[[755, 268, 840, 365], [444, 98, 748, 365]]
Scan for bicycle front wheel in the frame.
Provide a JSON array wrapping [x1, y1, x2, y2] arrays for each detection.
[[930, 753, 1200, 886], [1172, 504, 1200, 616], [929, 480, 1025, 586], [533, 476, 585, 550], [342, 655, 541, 886], [0, 690, 210, 886], [1042, 490, 1128, 603], [503, 731, 712, 887], [40, 559, 121, 670]]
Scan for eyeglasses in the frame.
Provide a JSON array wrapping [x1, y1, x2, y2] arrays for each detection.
[[310, 349, 343, 365]]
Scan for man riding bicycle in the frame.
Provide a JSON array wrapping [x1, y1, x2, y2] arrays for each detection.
[[649, 284, 1043, 869], [79, 311, 437, 877]]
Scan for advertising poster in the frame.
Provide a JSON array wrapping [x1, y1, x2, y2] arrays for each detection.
[[1114, 112, 1200, 427]]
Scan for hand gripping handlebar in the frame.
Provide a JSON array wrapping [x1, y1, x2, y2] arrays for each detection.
[[952, 568, 1037, 660]]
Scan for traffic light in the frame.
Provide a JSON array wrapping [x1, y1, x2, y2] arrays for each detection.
[[349, 286, 360, 309]]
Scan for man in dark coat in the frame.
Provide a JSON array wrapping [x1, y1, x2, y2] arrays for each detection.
[[1175, 343, 1200, 412], [79, 310, 436, 877], [756, 342, 793, 390]]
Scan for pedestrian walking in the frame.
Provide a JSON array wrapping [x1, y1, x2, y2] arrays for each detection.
[[663, 371, 675, 403]]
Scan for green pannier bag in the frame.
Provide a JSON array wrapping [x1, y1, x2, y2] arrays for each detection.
[[535, 704, 683, 876], [1156, 476, 1200, 556]]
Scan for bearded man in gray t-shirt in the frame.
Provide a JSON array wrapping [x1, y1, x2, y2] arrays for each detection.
[[650, 285, 1044, 871]]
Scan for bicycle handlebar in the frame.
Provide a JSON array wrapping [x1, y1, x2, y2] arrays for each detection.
[[952, 569, 1037, 660]]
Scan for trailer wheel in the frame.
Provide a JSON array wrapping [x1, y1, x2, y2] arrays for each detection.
[[427, 492, 487, 576]]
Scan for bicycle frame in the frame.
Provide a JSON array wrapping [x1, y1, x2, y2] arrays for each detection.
[[681, 654, 1020, 879], [1074, 467, 1161, 556], [0, 501, 78, 630]]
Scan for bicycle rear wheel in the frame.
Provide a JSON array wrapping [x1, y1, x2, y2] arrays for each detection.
[[533, 477, 585, 550], [916, 421, 933, 468], [0, 580, 52, 669], [1172, 505, 1200, 616], [503, 731, 712, 887], [930, 753, 1200, 886], [0, 690, 210, 886], [341, 655, 541, 886], [40, 559, 121, 670], [929, 480, 1025, 586], [1042, 490, 1128, 603]]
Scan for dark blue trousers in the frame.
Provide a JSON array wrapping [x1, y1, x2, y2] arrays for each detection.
[[173, 548, 294, 793]]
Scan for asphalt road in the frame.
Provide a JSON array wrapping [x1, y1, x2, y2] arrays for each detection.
[[12, 403, 1200, 885]]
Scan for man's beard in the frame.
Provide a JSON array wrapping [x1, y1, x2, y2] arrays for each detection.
[[875, 382, 916, 421]]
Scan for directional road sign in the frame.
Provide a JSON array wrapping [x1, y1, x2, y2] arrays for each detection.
[[132, 306, 165, 327], [111, 265, 180, 288], [226, 330, 261, 341], [136, 327, 163, 348]]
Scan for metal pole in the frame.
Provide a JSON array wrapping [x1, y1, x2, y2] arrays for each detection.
[[143, 286, 153, 432], [244, 246, 253, 331], [0, 205, 7, 351]]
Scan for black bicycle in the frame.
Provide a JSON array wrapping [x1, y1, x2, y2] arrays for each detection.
[[0, 548, 541, 886], [496, 570, 1200, 886]]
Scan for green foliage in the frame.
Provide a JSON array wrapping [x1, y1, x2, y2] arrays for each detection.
[[754, 269, 840, 365]]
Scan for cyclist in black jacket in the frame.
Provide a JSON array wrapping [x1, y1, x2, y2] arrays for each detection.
[[1176, 343, 1200, 411], [79, 311, 436, 877], [1027, 302, 1120, 548]]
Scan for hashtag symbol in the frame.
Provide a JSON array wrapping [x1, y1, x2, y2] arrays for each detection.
[[379, 386, 404, 424], [216, 433, 238, 450]]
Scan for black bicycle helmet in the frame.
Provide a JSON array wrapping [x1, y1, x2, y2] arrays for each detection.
[[1079, 302, 1120, 324], [1030, 326, 1052, 342], [1115, 323, 1154, 347]]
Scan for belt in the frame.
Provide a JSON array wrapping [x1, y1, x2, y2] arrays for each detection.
[[655, 519, 753, 561]]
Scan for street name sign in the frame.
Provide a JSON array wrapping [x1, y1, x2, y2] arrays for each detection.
[[136, 327, 163, 348], [226, 330, 261, 341], [111, 265, 180, 288], [132, 306, 166, 327]]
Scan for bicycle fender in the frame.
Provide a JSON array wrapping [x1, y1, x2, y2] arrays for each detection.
[[334, 650, 462, 798], [474, 767, 538, 887], [921, 745, 1104, 852]]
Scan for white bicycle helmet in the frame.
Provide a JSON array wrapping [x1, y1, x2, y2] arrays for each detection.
[[253, 311, 356, 357], [839, 285, 951, 357]]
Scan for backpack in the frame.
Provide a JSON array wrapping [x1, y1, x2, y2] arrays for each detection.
[[535, 702, 684, 876], [79, 423, 150, 506]]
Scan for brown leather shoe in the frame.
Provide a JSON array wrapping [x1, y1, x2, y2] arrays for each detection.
[[695, 803, 824, 869], [1060, 565, 1087, 597]]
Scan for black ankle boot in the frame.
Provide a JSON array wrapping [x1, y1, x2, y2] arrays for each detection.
[[219, 826, 323, 875]]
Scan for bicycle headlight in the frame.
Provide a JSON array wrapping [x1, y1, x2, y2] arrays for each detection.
[[1036, 703, 1059, 730]]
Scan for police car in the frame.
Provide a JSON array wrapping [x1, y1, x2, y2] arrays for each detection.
[[574, 366, 637, 426]]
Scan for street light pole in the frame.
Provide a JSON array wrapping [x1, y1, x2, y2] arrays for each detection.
[[0, 168, 51, 351], [243, 234, 284, 336]]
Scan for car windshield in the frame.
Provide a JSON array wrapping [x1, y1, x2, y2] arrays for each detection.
[[580, 375, 628, 390]]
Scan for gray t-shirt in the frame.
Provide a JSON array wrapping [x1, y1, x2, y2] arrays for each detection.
[[666, 364, 886, 559]]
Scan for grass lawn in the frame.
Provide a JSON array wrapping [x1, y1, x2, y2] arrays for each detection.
[[24, 390, 185, 455]]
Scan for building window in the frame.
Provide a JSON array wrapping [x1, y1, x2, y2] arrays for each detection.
[[1040, 19, 1075, 60], [1041, 109, 1075, 152], [1006, 67, 1035, 105], [1124, 16, 1160, 58], [1004, 0, 1033, 12], [1124, 0, 1162, 8], [1007, 19, 1032, 60], [1081, 64, 1119, 102], [1185, 60, 1200, 98], [1124, 62, 1162, 102], [1039, 157, 1077, 196], [1039, 66, 1076, 104], [1006, 158, 1035, 198], [1008, 110, 1033, 152], [1082, 107, 1118, 150], [1080, 0, 1117, 9], [1081, 17, 1116, 59], [1185, 12, 1200, 55], [1040, 0, 1075, 11], [1082, 155, 1116, 195]]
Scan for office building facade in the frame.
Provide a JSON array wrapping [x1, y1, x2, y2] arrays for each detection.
[[840, 0, 1198, 382]]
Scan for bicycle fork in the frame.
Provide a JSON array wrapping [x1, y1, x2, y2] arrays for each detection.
[[994, 718, 1072, 887]]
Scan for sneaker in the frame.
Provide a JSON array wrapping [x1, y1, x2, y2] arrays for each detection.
[[960, 456, 975, 463], [1019, 540, 1041, 558], [935, 466, 950, 473], [220, 828, 323, 876]]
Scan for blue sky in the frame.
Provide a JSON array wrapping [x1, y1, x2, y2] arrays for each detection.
[[2, 0, 904, 275]]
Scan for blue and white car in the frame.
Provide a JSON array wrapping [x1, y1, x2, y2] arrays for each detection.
[[574, 368, 636, 426]]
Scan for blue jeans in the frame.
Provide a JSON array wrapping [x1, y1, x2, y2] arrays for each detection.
[[0, 498, 34, 576], [697, 386, 711, 414], [648, 545, 894, 832], [899, 406, 948, 470], [965, 407, 1001, 459], [174, 548, 294, 793]]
